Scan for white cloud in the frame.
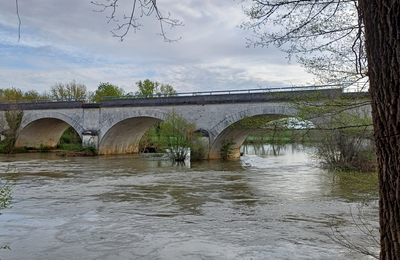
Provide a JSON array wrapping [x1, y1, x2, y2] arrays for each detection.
[[0, 0, 314, 94]]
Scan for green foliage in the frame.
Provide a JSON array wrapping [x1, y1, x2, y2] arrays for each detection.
[[239, 116, 312, 146], [82, 146, 97, 155], [23, 90, 42, 100], [50, 80, 87, 100], [0, 107, 24, 154], [59, 126, 82, 145], [0, 88, 48, 102], [92, 82, 125, 102], [58, 127, 84, 151], [292, 93, 375, 172], [219, 138, 236, 160], [1, 167, 17, 253], [0, 87, 23, 101], [135, 79, 176, 97], [38, 144, 51, 153], [0, 167, 16, 215], [156, 111, 202, 161], [138, 125, 159, 153]]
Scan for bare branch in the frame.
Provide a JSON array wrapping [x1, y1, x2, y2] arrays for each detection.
[[15, 0, 21, 41], [91, 0, 183, 42]]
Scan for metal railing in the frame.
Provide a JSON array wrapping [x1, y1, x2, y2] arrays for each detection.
[[101, 84, 343, 100], [0, 97, 86, 104], [0, 83, 367, 104]]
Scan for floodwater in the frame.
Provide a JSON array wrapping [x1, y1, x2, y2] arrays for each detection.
[[0, 145, 378, 260]]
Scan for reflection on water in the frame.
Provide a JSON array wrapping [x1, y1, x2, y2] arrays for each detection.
[[0, 145, 378, 260]]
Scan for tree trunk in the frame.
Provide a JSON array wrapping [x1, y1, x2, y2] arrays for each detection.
[[358, 0, 400, 259]]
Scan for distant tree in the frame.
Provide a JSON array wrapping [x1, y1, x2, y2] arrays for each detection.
[[0, 88, 24, 101], [23, 90, 43, 100], [92, 82, 125, 103], [135, 79, 176, 97], [50, 80, 87, 100], [136, 80, 177, 148]]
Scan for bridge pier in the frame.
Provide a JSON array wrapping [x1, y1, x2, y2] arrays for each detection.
[[82, 130, 99, 149]]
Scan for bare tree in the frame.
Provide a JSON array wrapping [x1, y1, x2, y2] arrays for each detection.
[[50, 80, 87, 100], [240, 0, 366, 87]]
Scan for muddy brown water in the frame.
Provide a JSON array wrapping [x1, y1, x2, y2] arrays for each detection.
[[0, 145, 378, 260]]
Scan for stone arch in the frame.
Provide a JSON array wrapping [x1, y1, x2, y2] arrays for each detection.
[[208, 105, 297, 159], [98, 109, 168, 155], [15, 111, 84, 148]]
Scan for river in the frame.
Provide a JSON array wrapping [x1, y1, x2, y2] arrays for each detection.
[[0, 145, 378, 260]]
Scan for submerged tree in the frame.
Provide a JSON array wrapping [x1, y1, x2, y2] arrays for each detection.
[[158, 111, 200, 162], [291, 92, 375, 172]]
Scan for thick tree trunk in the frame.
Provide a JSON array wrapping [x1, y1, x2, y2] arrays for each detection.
[[358, 0, 400, 259]]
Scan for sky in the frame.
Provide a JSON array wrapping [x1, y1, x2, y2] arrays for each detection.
[[0, 0, 314, 94]]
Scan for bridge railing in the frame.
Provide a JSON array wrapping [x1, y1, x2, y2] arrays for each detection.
[[0, 83, 367, 104], [101, 84, 344, 100], [0, 97, 86, 104]]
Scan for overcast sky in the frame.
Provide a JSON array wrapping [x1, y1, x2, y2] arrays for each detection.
[[0, 0, 313, 94]]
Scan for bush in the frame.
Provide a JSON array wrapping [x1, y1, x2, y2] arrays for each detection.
[[220, 138, 235, 160]]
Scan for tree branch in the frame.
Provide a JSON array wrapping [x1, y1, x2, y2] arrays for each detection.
[[15, 0, 21, 41], [91, 0, 183, 42]]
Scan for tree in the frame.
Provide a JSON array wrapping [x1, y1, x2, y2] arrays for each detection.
[[92, 82, 125, 103], [241, 0, 366, 87], [360, 2, 400, 259], [50, 80, 87, 100], [293, 94, 375, 172], [23, 90, 43, 101], [0, 88, 24, 101], [135, 79, 176, 97], [136, 80, 177, 151], [0, 105, 23, 154], [0, 88, 48, 101], [241, 0, 400, 258], [159, 111, 198, 162]]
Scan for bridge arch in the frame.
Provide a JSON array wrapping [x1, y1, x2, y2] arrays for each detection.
[[208, 105, 297, 159], [15, 111, 84, 148], [98, 109, 168, 155]]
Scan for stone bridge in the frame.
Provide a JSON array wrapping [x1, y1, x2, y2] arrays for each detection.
[[0, 88, 368, 159]]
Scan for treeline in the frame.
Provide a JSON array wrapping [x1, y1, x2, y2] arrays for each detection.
[[0, 79, 175, 103]]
